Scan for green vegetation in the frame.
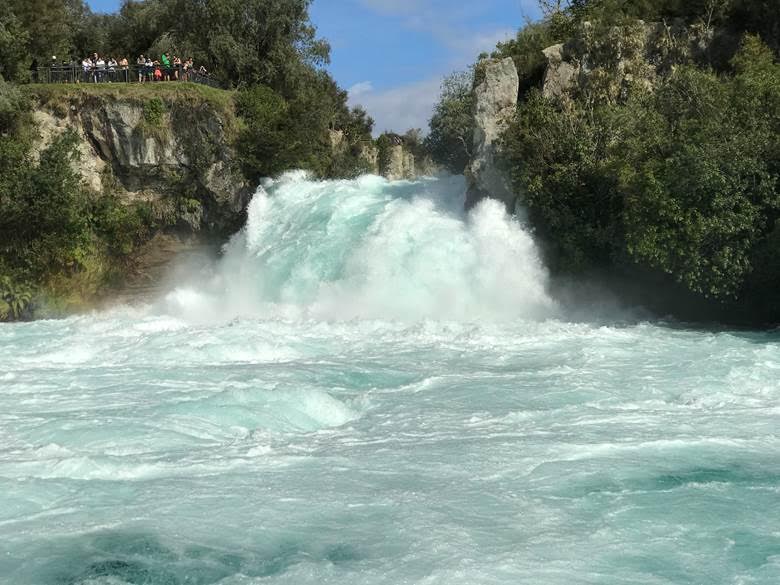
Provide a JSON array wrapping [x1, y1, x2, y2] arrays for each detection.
[[0, 276, 33, 320], [143, 97, 166, 126], [427, 0, 780, 322], [234, 78, 373, 181], [0, 80, 154, 319], [25, 81, 236, 111], [425, 71, 475, 175]]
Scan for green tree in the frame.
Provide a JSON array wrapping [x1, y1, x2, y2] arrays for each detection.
[[235, 84, 290, 181], [7, 0, 80, 63], [160, 0, 329, 89], [494, 22, 561, 96], [0, 6, 31, 82], [425, 70, 475, 174]]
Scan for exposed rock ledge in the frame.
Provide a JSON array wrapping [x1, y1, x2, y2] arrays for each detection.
[[32, 93, 252, 236]]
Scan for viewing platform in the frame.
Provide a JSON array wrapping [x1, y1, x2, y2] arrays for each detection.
[[32, 64, 221, 89]]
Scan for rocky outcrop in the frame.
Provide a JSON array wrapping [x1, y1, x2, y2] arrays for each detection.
[[33, 93, 251, 235], [465, 57, 519, 211], [384, 144, 416, 181], [541, 20, 719, 103], [360, 142, 380, 175], [375, 133, 433, 181], [328, 129, 347, 154], [463, 23, 723, 212]]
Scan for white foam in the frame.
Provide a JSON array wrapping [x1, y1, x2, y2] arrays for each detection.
[[181, 173, 556, 323]]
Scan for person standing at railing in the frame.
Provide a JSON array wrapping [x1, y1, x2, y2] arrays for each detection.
[[90, 53, 98, 82], [161, 53, 171, 82], [82, 56, 91, 84], [95, 55, 106, 83], [108, 57, 118, 83], [119, 57, 129, 83], [145, 57, 154, 82], [137, 55, 146, 83], [173, 56, 182, 81]]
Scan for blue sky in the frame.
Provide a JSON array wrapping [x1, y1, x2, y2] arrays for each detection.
[[87, 0, 540, 132]]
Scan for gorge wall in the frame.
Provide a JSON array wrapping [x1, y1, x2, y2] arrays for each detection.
[[31, 89, 252, 236]]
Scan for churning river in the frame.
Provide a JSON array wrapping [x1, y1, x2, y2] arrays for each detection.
[[1, 174, 779, 584]]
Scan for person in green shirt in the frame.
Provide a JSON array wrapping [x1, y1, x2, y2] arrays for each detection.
[[161, 53, 171, 81]]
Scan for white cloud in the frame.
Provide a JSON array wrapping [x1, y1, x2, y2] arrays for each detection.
[[349, 77, 443, 136], [347, 81, 374, 98], [345, 23, 514, 135]]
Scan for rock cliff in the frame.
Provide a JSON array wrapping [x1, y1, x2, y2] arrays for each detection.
[[465, 57, 519, 211], [23, 88, 253, 309], [374, 134, 436, 181], [383, 144, 416, 181], [32, 91, 251, 236]]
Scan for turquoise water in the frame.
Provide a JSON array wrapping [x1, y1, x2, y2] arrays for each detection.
[[1, 174, 779, 584]]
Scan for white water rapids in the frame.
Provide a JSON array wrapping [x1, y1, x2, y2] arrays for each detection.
[[1, 173, 778, 584]]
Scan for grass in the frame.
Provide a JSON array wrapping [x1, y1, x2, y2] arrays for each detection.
[[21, 82, 236, 114]]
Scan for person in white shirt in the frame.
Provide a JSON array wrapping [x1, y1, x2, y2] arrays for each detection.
[[81, 57, 91, 84], [95, 56, 105, 82], [145, 58, 154, 82]]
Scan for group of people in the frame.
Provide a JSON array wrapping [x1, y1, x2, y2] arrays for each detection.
[[134, 53, 206, 83], [41, 53, 210, 84], [79, 53, 131, 83]]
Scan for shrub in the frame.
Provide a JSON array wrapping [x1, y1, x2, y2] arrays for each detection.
[[234, 84, 290, 181], [143, 97, 167, 127], [91, 195, 151, 257]]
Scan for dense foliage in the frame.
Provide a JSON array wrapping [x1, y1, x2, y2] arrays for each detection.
[[505, 38, 780, 300], [235, 73, 373, 181], [2, 0, 326, 87], [427, 0, 780, 321]]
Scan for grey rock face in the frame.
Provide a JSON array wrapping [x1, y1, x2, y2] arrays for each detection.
[[466, 57, 519, 211], [384, 144, 417, 181], [542, 44, 579, 100], [34, 97, 250, 235], [360, 142, 380, 175]]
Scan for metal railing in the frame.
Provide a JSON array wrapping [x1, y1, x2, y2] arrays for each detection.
[[32, 65, 221, 89]]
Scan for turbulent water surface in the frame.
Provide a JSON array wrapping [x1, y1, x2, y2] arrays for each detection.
[[1, 174, 779, 584]]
